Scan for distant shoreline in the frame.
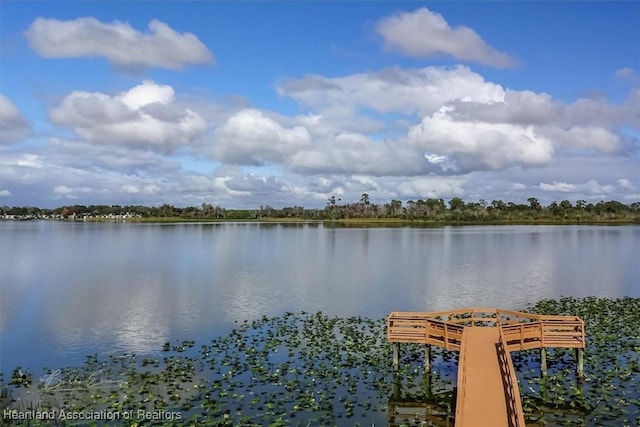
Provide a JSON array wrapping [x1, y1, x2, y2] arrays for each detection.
[[7, 216, 636, 226]]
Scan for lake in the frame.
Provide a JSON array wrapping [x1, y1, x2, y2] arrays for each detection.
[[1, 221, 638, 375]]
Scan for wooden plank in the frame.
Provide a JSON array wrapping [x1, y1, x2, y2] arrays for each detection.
[[455, 328, 511, 426]]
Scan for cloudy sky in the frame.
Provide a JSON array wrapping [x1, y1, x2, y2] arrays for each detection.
[[1, 2, 638, 208]]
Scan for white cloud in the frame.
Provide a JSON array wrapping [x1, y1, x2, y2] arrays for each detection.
[[278, 66, 636, 177], [616, 178, 635, 190], [278, 66, 505, 118], [375, 8, 516, 68], [537, 179, 616, 195], [537, 181, 577, 193], [614, 67, 637, 83], [583, 180, 615, 195], [54, 185, 74, 195], [25, 17, 213, 70], [397, 177, 465, 199], [541, 126, 620, 152], [446, 88, 639, 132], [50, 81, 207, 151], [0, 190, 11, 197], [564, 93, 640, 128], [287, 128, 430, 176], [0, 95, 31, 143], [447, 90, 560, 125], [408, 106, 555, 171], [211, 109, 312, 165], [121, 184, 140, 194], [15, 154, 44, 169]]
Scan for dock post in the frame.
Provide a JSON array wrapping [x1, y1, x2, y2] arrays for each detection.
[[392, 373, 401, 400], [423, 371, 433, 399], [576, 348, 584, 379], [392, 343, 399, 371], [424, 344, 431, 372], [540, 348, 547, 377]]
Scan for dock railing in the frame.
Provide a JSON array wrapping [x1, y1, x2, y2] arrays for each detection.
[[500, 317, 585, 351], [496, 327, 526, 427], [387, 309, 585, 352], [387, 312, 465, 351], [388, 307, 585, 427]]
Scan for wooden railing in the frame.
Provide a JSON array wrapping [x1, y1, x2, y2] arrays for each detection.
[[501, 318, 585, 351], [387, 313, 464, 351], [387, 309, 585, 352], [497, 328, 526, 427], [388, 308, 585, 427], [453, 329, 469, 423]]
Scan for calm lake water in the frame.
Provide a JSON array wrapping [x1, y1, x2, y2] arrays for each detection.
[[1, 221, 638, 375]]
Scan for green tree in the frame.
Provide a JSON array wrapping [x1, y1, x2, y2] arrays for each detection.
[[449, 197, 465, 211], [527, 197, 541, 211]]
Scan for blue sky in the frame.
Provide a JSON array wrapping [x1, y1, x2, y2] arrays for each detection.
[[1, 1, 638, 208]]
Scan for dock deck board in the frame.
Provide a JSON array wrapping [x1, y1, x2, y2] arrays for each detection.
[[456, 328, 508, 426]]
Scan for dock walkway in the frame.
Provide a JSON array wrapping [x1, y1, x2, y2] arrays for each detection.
[[387, 308, 585, 427]]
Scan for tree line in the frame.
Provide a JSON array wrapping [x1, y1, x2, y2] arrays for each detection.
[[2, 195, 639, 223]]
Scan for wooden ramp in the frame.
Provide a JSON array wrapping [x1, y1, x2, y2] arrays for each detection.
[[455, 328, 522, 427], [387, 308, 585, 427]]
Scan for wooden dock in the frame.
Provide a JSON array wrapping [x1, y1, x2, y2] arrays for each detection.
[[387, 308, 585, 427]]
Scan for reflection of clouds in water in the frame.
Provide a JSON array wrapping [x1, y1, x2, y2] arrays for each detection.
[[222, 264, 312, 322], [42, 271, 223, 355], [3, 222, 638, 375], [549, 227, 633, 297], [408, 227, 557, 311], [222, 268, 272, 322], [219, 225, 327, 322], [110, 274, 170, 353]]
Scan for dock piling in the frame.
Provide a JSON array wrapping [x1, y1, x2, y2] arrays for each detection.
[[392, 342, 399, 371], [576, 348, 584, 379], [424, 344, 431, 371], [540, 347, 548, 377]]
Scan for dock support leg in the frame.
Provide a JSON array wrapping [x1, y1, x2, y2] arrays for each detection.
[[424, 344, 431, 372], [540, 348, 547, 377], [423, 371, 433, 399], [392, 373, 401, 400], [576, 348, 584, 380], [392, 343, 399, 371]]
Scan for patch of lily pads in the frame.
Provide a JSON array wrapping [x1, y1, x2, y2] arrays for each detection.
[[2, 297, 638, 426]]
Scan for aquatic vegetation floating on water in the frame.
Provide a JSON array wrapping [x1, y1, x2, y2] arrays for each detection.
[[519, 296, 640, 425], [1, 298, 638, 426]]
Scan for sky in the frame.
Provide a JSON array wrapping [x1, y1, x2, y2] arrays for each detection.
[[1, 1, 639, 209]]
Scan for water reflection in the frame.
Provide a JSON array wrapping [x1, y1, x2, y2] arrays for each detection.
[[1, 222, 638, 373], [388, 373, 454, 427]]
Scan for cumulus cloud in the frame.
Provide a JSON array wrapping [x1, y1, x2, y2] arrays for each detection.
[[0, 190, 11, 197], [291, 137, 433, 177], [0, 95, 31, 143], [616, 178, 635, 190], [564, 92, 640, 128], [277, 66, 505, 118], [278, 66, 636, 176], [408, 106, 555, 171], [447, 90, 560, 125], [211, 109, 312, 165], [25, 17, 213, 70], [540, 126, 620, 152], [396, 176, 465, 199], [537, 181, 577, 193], [50, 81, 207, 151], [54, 185, 74, 195], [537, 180, 616, 196], [375, 8, 516, 68], [614, 67, 638, 83]]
